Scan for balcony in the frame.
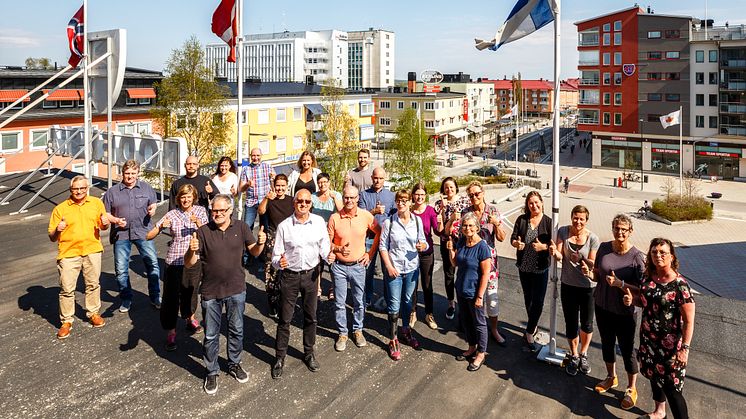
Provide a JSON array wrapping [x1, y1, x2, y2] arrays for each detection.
[[721, 124, 746, 136], [579, 78, 600, 86], [721, 102, 746, 113], [579, 59, 600, 66], [578, 99, 600, 105], [721, 81, 746, 90], [577, 117, 599, 125], [306, 121, 323, 131], [578, 33, 600, 47], [722, 59, 746, 68]]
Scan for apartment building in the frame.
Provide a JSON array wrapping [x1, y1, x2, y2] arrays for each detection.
[[481, 77, 554, 118], [347, 29, 395, 90]]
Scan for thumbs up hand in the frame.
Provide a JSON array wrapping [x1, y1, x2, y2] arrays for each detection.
[[147, 203, 156, 217], [279, 253, 288, 269], [580, 259, 591, 277], [205, 181, 213, 194], [189, 212, 198, 225], [340, 242, 351, 257], [100, 214, 109, 227], [230, 183, 236, 196], [513, 236, 525, 251], [162, 216, 172, 229], [267, 189, 277, 200], [57, 217, 67, 232], [606, 270, 620, 288], [416, 240, 427, 252], [190, 232, 199, 251], [548, 239, 558, 258], [531, 237, 543, 252], [623, 287, 634, 306], [257, 225, 266, 245]]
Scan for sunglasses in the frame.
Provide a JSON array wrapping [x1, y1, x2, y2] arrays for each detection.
[[296, 199, 312, 205], [468, 191, 483, 198], [70, 187, 88, 191], [211, 208, 230, 214]]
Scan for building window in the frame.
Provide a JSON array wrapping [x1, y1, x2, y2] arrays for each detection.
[[138, 98, 151, 105], [603, 92, 611, 105], [695, 72, 704, 84], [695, 50, 704, 62], [709, 94, 717, 107], [176, 115, 187, 129], [709, 50, 718, 62], [379, 117, 391, 126], [602, 53, 610, 65], [648, 51, 662, 60], [293, 107, 302, 120], [603, 72, 611, 85], [665, 51, 680, 60], [43, 99, 57, 109], [275, 137, 286, 153], [293, 136, 303, 150], [126, 96, 138, 106], [258, 139, 270, 155], [257, 109, 269, 124], [614, 113, 622, 126], [665, 93, 680, 102], [614, 20, 622, 31], [695, 115, 704, 128], [603, 33, 610, 46], [603, 112, 611, 125], [614, 72, 622, 85], [648, 93, 662, 101], [30, 130, 48, 150], [614, 32, 622, 45], [276, 108, 286, 122], [709, 116, 718, 128], [647, 31, 661, 39], [379, 101, 391, 109], [664, 30, 680, 38], [424, 120, 434, 128], [613, 52, 622, 65], [646, 72, 661, 80], [709, 72, 718, 84], [603, 23, 611, 32], [647, 114, 662, 122], [614, 93, 622, 105], [397, 101, 404, 110], [579, 50, 599, 66], [360, 102, 374, 116], [59, 100, 75, 108], [424, 102, 434, 110], [666, 73, 680, 80], [411, 102, 418, 109], [1, 131, 22, 153], [212, 113, 224, 126], [695, 94, 704, 106]]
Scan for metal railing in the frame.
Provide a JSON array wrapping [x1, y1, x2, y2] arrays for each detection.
[[577, 118, 599, 125], [579, 78, 599, 85]]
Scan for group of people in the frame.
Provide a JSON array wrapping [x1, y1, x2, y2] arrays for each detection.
[[48, 148, 695, 418]]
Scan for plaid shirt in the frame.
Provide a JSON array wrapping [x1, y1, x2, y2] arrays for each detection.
[[240, 162, 275, 207], [156, 206, 208, 265]]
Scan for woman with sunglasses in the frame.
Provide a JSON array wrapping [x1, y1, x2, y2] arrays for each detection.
[[510, 190, 552, 352], [147, 184, 208, 351], [410, 182, 441, 330], [379, 189, 428, 360], [623, 238, 695, 419], [258, 174, 295, 318], [590, 214, 645, 411]]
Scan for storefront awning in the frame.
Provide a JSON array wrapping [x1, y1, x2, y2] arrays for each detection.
[[306, 104, 326, 115], [448, 129, 468, 139], [467, 126, 485, 134], [43, 89, 83, 101], [126, 88, 156, 99], [0, 89, 30, 103]]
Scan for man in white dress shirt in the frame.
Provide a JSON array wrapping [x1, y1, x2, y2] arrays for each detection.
[[270, 188, 330, 379]]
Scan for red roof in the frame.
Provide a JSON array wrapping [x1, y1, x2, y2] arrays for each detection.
[[561, 78, 580, 91], [480, 78, 554, 91], [126, 88, 156, 99], [43, 89, 83, 101], [0, 89, 31, 103], [481, 79, 513, 90]]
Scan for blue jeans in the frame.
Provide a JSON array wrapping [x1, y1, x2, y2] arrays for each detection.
[[113, 239, 160, 303], [384, 268, 419, 329], [243, 204, 259, 230], [331, 262, 366, 335], [202, 291, 246, 375], [364, 238, 383, 304]]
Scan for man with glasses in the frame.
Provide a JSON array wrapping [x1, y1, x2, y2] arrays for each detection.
[[270, 189, 330, 379], [104, 159, 160, 312], [168, 155, 218, 211], [358, 167, 395, 309], [239, 148, 275, 230], [185, 194, 266, 395], [48, 175, 109, 339], [327, 185, 381, 351]]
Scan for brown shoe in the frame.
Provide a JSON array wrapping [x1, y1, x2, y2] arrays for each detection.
[[594, 375, 619, 393], [57, 322, 72, 339], [89, 314, 106, 328], [620, 387, 637, 410]]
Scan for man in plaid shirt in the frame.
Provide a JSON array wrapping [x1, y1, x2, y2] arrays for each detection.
[[239, 148, 275, 230]]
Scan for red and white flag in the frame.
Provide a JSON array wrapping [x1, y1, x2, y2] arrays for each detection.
[[501, 104, 518, 119], [211, 0, 237, 63], [659, 109, 681, 129], [67, 5, 84, 68]]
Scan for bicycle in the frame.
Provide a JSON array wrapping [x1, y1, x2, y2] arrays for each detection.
[[507, 178, 524, 189]]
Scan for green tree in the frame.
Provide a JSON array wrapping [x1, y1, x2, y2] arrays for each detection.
[[25, 57, 53, 69], [384, 108, 437, 188], [151, 36, 231, 163], [308, 79, 359, 189]]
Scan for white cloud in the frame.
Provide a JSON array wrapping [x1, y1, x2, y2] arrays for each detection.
[[0, 29, 42, 48]]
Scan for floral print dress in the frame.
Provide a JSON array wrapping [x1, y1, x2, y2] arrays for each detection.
[[637, 275, 695, 391]]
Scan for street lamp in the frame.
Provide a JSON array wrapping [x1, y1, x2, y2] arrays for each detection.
[[639, 118, 644, 191]]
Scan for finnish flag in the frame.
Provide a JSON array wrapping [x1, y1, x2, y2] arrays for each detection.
[[475, 0, 556, 51]]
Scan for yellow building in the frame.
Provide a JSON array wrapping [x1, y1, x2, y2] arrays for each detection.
[[223, 81, 374, 167]]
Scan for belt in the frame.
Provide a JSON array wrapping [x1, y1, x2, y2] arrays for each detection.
[[335, 260, 358, 266], [284, 267, 318, 275]]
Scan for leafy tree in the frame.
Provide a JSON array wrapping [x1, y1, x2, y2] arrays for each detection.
[[25, 57, 53, 69], [384, 108, 437, 188], [151, 36, 231, 163], [308, 79, 359, 190]]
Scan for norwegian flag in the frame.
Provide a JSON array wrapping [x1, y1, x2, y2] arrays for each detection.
[[67, 5, 84, 67], [211, 0, 237, 63]]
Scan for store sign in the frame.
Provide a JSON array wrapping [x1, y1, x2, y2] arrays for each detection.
[[697, 151, 740, 157], [623, 64, 636, 76], [423, 85, 441, 93], [611, 136, 626, 140], [463, 99, 469, 121], [420, 70, 444, 84], [652, 148, 679, 154]]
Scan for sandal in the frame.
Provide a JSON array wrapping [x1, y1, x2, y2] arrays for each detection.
[[455, 351, 476, 361]]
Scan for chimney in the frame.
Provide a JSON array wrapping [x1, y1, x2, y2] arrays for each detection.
[[407, 71, 417, 94]]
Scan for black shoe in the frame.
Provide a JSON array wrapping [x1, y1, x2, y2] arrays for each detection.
[[446, 305, 456, 320], [304, 354, 320, 372], [203, 375, 218, 395], [228, 364, 249, 383], [467, 359, 483, 371], [455, 351, 476, 362], [271, 359, 284, 379], [268, 306, 279, 319]]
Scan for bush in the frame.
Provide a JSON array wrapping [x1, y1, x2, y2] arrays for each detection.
[[651, 195, 713, 222]]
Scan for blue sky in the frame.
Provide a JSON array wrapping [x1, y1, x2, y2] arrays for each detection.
[[0, 1, 740, 80]]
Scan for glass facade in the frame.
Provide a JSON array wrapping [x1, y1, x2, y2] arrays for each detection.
[[348, 42, 363, 90], [694, 146, 742, 178], [600, 139, 641, 169], [650, 143, 680, 174]]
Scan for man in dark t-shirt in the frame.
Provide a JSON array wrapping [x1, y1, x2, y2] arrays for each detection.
[[185, 194, 265, 395], [169, 155, 218, 211]]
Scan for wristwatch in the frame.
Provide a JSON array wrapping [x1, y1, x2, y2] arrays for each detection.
[[681, 343, 690, 350]]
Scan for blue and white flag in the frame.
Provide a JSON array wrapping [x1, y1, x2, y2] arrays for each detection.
[[475, 0, 556, 51]]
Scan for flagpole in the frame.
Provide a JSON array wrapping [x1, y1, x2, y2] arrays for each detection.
[[236, 0, 244, 220], [537, 0, 565, 365], [514, 80, 518, 176], [83, 0, 91, 181], [679, 105, 683, 195]]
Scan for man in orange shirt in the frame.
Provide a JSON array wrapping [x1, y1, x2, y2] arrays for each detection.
[[48, 175, 110, 339], [327, 185, 380, 351]]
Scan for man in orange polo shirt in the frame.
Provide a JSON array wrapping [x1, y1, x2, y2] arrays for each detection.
[[48, 175, 110, 339], [327, 185, 380, 351]]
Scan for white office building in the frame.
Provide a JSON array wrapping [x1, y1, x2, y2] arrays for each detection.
[[205, 30, 349, 87], [347, 29, 395, 90]]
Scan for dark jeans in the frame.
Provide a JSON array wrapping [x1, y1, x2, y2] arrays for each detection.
[[159, 264, 198, 330], [275, 269, 318, 360], [560, 283, 594, 340], [457, 295, 487, 352], [595, 305, 639, 374], [202, 291, 245, 376], [414, 252, 435, 315], [439, 243, 456, 301], [518, 270, 549, 335], [651, 381, 688, 419]]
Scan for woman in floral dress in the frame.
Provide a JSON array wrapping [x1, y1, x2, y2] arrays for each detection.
[[623, 237, 695, 419]]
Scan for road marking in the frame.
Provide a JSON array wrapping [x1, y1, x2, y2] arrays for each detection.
[[714, 216, 746, 222]]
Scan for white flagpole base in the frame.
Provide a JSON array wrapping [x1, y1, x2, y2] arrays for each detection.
[[537, 342, 566, 366]]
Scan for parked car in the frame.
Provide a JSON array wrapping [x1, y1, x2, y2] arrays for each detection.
[[470, 166, 499, 177]]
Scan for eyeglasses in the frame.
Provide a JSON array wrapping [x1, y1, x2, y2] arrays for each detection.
[[468, 191, 483, 198], [211, 208, 230, 214], [651, 250, 670, 257], [70, 187, 88, 191], [612, 227, 630, 234], [396, 199, 409, 204], [295, 199, 312, 205], [343, 196, 357, 200]]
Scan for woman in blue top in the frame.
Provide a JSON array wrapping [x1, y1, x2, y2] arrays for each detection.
[[380, 189, 428, 361], [447, 212, 492, 372]]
